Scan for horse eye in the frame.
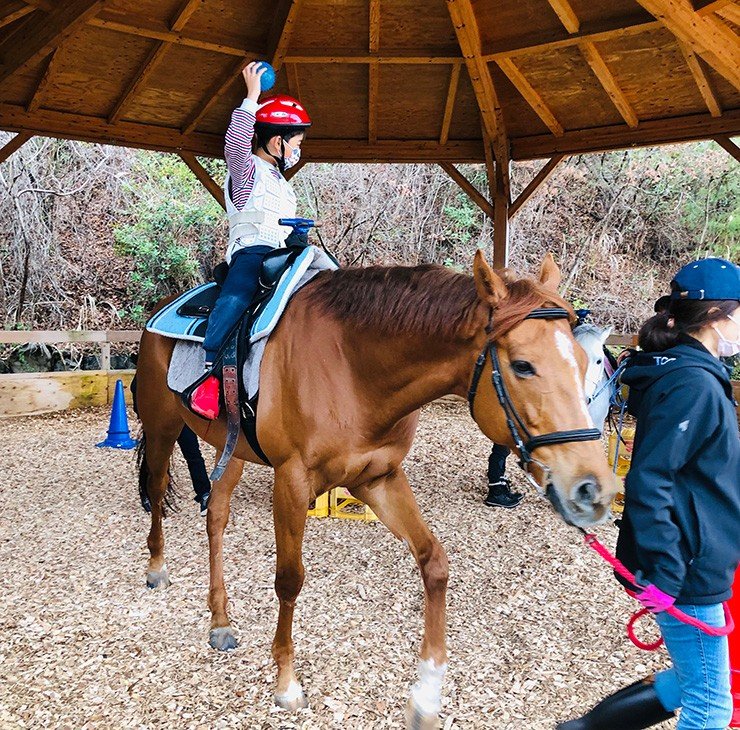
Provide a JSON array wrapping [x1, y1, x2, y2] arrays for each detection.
[[511, 360, 536, 377]]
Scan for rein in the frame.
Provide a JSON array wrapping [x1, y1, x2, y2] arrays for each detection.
[[467, 306, 602, 493]]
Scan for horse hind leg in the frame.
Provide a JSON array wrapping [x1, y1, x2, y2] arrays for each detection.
[[138, 428, 181, 589]]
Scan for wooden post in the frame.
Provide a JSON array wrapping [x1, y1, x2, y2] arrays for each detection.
[[493, 160, 510, 270], [100, 342, 111, 371], [178, 152, 226, 209]]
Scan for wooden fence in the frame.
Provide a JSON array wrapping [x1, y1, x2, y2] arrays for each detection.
[[0, 329, 638, 417]]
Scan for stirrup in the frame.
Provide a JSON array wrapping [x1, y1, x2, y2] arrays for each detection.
[[191, 375, 220, 420]]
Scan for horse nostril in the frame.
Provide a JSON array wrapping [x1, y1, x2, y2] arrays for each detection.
[[572, 479, 599, 507]]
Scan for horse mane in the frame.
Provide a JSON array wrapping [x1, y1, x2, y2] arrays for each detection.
[[305, 264, 574, 340]]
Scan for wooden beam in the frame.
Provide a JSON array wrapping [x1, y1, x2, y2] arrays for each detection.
[[694, 0, 734, 15], [369, 0, 381, 53], [716, 3, 740, 25], [447, 0, 510, 171], [509, 155, 565, 219], [495, 58, 564, 136], [580, 42, 639, 128], [286, 63, 301, 100], [439, 62, 462, 145], [546, 0, 580, 33], [438, 162, 494, 217], [713, 134, 740, 162], [0, 3, 35, 31], [169, 0, 204, 31], [633, 0, 740, 90], [493, 160, 510, 269], [268, 0, 302, 71], [0, 0, 103, 85], [26, 47, 61, 113], [678, 41, 722, 117], [182, 56, 249, 135], [0, 130, 31, 164], [284, 158, 307, 181], [483, 18, 661, 60], [178, 152, 225, 209], [284, 52, 460, 64], [511, 108, 740, 159]]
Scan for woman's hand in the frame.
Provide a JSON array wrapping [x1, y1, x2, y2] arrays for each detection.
[[635, 584, 676, 613], [242, 61, 266, 102]]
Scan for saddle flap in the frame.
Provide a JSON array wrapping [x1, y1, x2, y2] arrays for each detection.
[[177, 284, 221, 318], [259, 246, 304, 289]]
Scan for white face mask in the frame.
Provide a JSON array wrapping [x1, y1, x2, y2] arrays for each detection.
[[282, 139, 301, 170], [713, 314, 740, 358]]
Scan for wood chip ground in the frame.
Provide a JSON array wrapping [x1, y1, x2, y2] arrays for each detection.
[[0, 403, 675, 729]]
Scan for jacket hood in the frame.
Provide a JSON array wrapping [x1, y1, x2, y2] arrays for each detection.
[[622, 339, 734, 414]]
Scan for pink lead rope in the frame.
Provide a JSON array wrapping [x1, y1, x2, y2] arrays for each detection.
[[582, 532, 735, 650]]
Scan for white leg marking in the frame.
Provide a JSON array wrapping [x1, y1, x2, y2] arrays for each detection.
[[409, 658, 447, 716]]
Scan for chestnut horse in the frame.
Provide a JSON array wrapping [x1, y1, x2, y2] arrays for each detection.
[[134, 251, 616, 729]]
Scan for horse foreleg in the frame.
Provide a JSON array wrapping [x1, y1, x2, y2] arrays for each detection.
[[271, 468, 310, 711], [353, 468, 449, 730], [206, 453, 244, 651]]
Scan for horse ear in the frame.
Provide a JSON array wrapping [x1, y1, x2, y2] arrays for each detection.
[[600, 325, 613, 345], [538, 252, 561, 292], [473, 250, 508, 307]]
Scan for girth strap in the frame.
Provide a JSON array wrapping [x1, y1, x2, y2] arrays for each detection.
[[210, 336, 240, 482]]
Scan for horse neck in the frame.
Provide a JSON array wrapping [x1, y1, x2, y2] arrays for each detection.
[[343, 319, 486, 425]]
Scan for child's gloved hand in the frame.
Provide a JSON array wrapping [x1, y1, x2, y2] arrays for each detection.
[[635, 584, 676, 613]]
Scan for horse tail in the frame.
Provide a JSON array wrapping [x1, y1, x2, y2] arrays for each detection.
[[135, 429, 180, 518]]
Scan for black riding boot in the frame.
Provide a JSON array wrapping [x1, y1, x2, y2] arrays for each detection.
[[556, 677, 675, 730], [484, 478, 523, 509]]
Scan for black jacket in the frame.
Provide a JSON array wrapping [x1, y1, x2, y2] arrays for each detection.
[[615, 337, 740, 604]]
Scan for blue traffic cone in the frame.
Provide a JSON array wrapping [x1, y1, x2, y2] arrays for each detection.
[[96, 379, 138, 450]]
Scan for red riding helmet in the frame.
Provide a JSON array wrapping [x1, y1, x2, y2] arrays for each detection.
[[256, 95, 311, 127]]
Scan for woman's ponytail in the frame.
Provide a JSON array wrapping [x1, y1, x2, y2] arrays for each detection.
[[638, 312, 680, 352]]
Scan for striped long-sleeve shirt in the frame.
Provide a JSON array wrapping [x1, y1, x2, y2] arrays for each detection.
[[224, 98, 260, 211]]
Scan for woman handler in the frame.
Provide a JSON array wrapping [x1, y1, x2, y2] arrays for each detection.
[[558, 257, 740, 730]]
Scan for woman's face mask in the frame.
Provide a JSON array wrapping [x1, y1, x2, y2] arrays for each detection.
[[282, 138, 301, 170], [713, 314, 740, 358]]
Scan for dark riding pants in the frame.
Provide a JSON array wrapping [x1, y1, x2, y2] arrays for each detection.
[[487, 443, 511, 483], [202, 245, 273, 363]]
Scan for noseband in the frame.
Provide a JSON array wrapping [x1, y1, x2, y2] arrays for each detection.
[[468, 307, 602, 490]]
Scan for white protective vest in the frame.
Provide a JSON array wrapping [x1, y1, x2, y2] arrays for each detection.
[[225, 156, 297, 263]]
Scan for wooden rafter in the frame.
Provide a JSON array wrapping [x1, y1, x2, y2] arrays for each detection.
[[633, 0, 740, 90], [0, 130, 31, 164], [716, 3, 740, 25], [26, 47, 61, 113], [694, 0, 734, 15], [178, 152, 225, 209], [108, 0, 204, 125], [447, 0, 510, 172], [268, 0, 302, 71], [713, 134, 740, 162], [284, 52, 460, 64], [286, 63, 301, 99], [369, 0, 381, 53], [0, 3, 35, 30], [509, 155, 565, 218], [0, 0, 103, 85], [284, 158, 307, 181], [438, 162, 494, 217], [495, 58, 564, 136], [580, 42, 639, 127], [439, 62, 462, 145], [546, 0, 580, 33], [678, 41, 722, 117], [484, 18, 661, 59], [182, 56, 248, 136], [368, 0, 380, 143]]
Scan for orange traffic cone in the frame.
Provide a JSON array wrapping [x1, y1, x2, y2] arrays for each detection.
[[730, 567, 740, 727]]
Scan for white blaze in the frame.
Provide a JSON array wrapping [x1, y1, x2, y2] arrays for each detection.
[[555, 330, 595, 427]]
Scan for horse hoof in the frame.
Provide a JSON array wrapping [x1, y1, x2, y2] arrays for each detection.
[[274, 681, 308, 711], [146, 569, 171, 590], [405, 699, 440, 730], [209, 627, 238, 651]]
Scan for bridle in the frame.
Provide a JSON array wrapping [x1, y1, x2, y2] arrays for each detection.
[[467, 306, 602, 494]]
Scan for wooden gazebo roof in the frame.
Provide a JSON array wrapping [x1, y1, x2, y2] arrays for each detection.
[[1, 0, 738, 265]]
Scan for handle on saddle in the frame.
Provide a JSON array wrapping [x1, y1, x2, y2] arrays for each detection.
[[279, 217, 319, 236], [583, 532, 735, 639]]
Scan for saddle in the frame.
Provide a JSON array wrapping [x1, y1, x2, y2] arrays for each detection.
[[180, 244, 308, 475]]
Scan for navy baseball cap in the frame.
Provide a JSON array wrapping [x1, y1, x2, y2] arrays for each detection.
[[670, 258, 740, 301]]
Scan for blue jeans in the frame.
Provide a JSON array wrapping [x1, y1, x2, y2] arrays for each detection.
[[653, 603, 732, 729], [202, 245, 273, 363]]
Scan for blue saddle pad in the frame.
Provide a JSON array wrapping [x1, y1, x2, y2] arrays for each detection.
[[145, 247, 320, 344]]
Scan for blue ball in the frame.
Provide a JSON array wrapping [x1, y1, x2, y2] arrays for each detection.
[[257, 61, 276, 92]]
